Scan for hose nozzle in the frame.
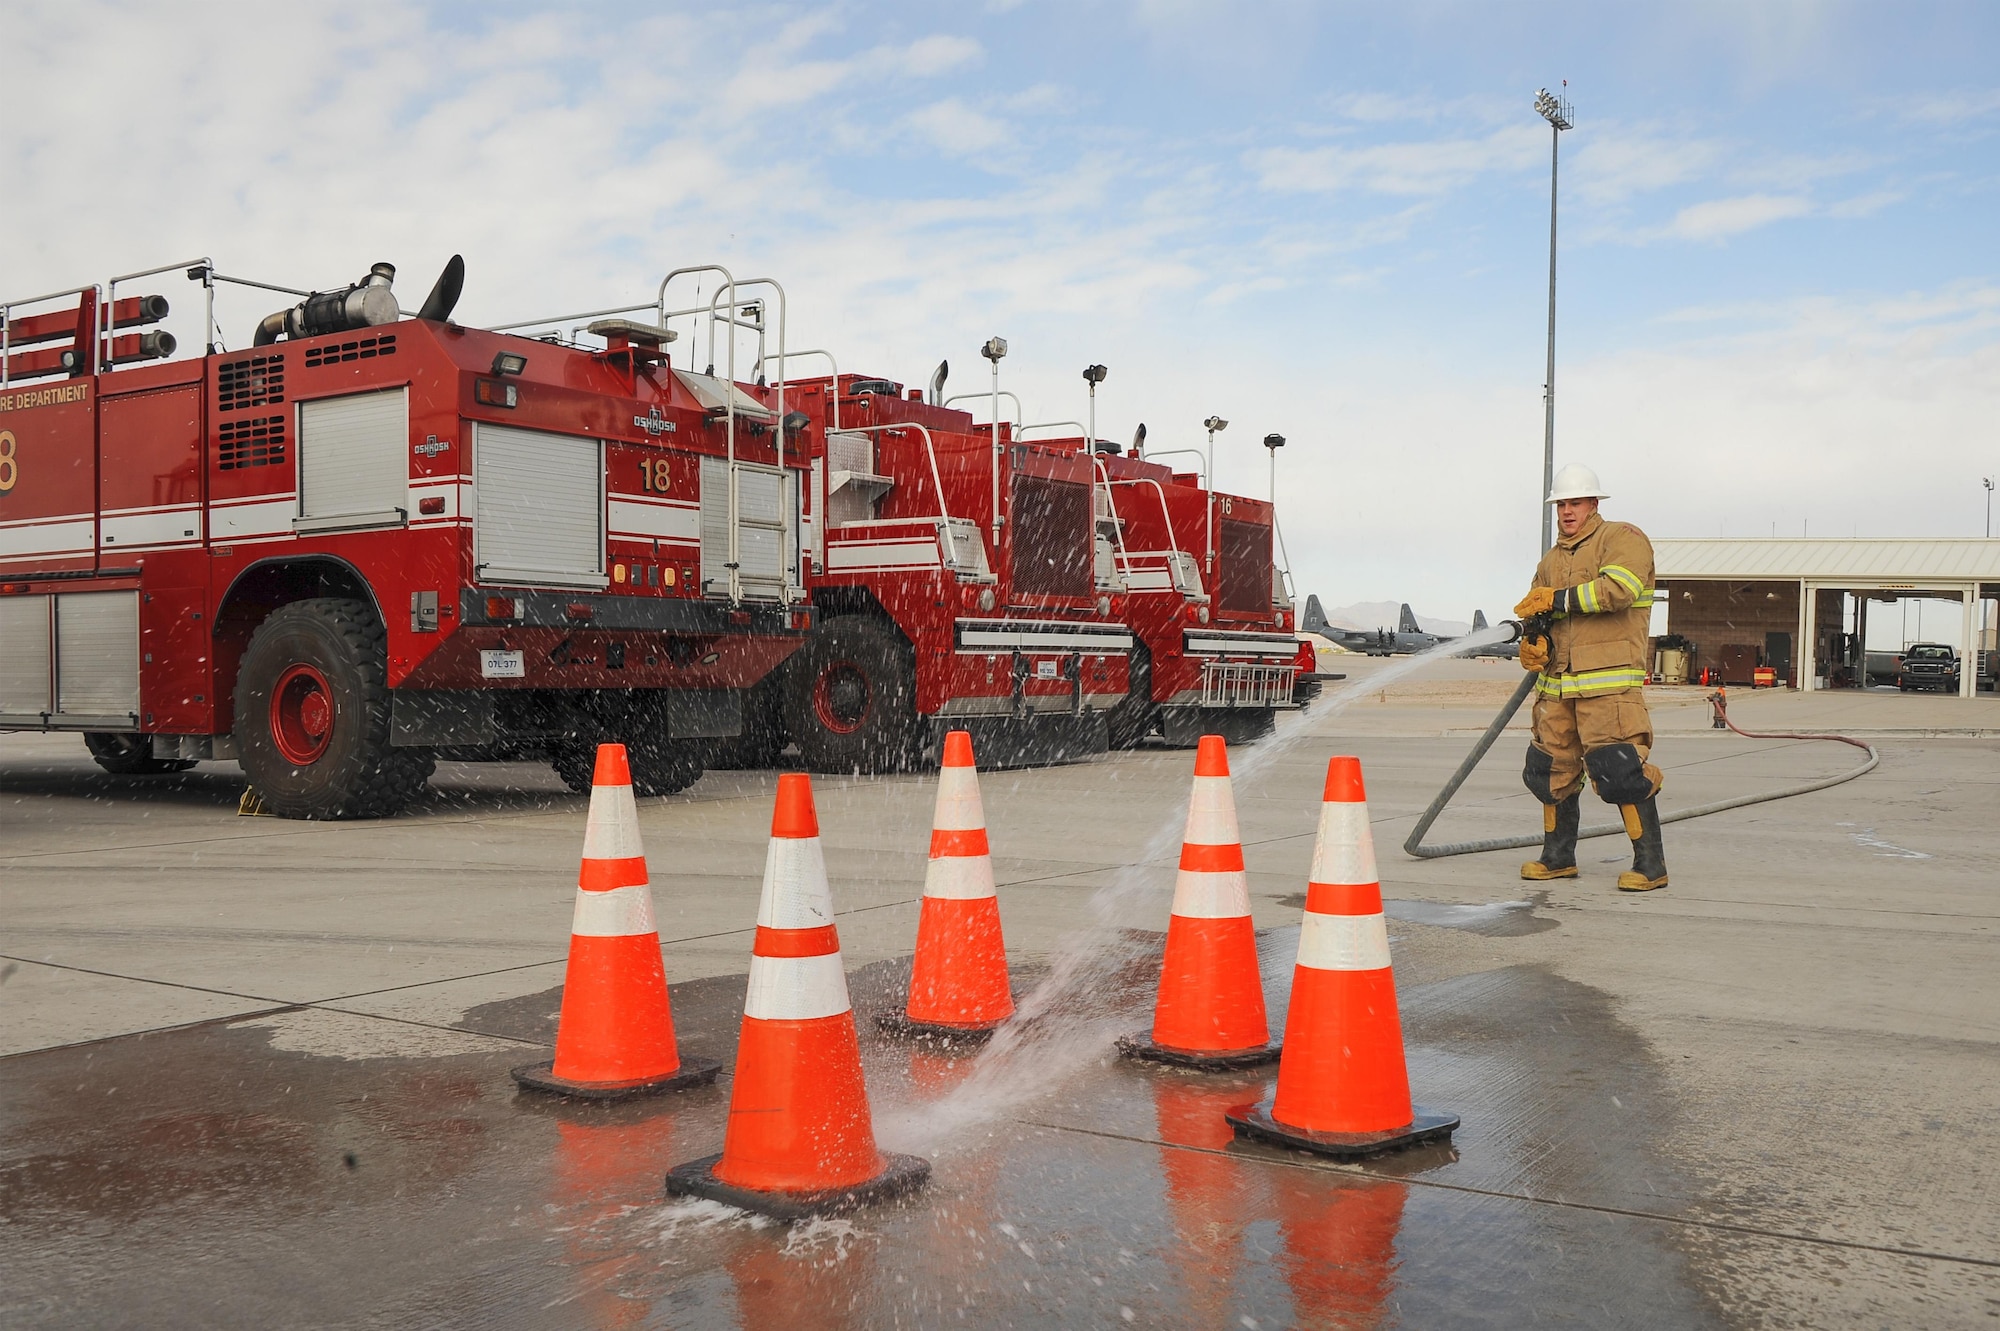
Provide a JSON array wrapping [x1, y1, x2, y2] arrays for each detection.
[[1499, 613, 1552, 644]]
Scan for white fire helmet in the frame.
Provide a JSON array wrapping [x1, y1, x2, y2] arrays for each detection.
[[1546, 464, 1611, 504]]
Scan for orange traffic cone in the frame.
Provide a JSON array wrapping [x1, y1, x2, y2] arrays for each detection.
[[879, 730, 1014, 1041], [666, 773, 930, 1220], [1226, 756, 1457, 1157], [1120, 735, 1280, 1068], [513, 744, 720, 1099]]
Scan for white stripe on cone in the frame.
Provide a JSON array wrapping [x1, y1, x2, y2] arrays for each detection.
[[744, 952, 853, 1021], [1183, 774, 1241, 845], [1308, 800, 1378, 887], [924, 854, 996, 901], [569, 883, 658, 937], [757, 838, 835, 929], [932, 763, 986, 831], [581, 783, 646, 862], [1296, 911, 1392, 972], [1170, 869, 1250, 919]]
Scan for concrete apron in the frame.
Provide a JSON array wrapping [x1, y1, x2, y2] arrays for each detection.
[[2, 935, 1732, 1329]]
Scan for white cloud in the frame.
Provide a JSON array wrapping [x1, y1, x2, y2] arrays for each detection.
[[1571, 130, 1724, 205], [1892, 89, 2000, 126], [1662, 193, 1814, 241], [902, 34, 983, 76], [1247, 124, 1545, 196], [903, 98, 1013, 156]]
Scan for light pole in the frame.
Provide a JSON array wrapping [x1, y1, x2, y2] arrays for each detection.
[[1985, 476, 1994, 538], [1083, 363, 1107, 451], [1262, 433, 1285, 506], [1203, 415, 1228, 574], [982, 336, 1007, 543], [1535, 86, 1573, 553]]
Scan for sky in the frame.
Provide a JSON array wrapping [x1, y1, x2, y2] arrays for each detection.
[[4, 1, 1998, 622]]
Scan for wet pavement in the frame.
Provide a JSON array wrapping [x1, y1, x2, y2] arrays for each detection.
[[5, 949, 1726, 1330], [5, 665, 1999, 1327]]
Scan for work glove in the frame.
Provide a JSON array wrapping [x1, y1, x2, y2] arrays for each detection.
[[1519, 637, 1549, 673], [1514, 587, 1557, 618]]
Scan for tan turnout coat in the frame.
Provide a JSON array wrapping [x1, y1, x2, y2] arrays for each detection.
[[1531, 513, 1656, 697]]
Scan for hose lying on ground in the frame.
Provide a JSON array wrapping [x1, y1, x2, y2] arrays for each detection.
[[1402, 674, 1881, 859]]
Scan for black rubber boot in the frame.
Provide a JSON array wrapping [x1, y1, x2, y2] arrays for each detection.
[[1617, 798, 1669, 891], [1521, 793, 1580, 880]]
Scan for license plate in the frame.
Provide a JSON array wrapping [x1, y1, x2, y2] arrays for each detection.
[[1036, 659, 1059, 679], [480, 649, 525, 679]]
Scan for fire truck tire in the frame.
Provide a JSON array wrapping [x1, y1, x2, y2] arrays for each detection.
[[786, 615, 920, 774], [83, 732, 199, 776], [233, 598, 435, 820], [549, 734, 705, 798]]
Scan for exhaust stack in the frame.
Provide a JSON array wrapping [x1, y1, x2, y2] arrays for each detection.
[[253, 262, 400, 346]]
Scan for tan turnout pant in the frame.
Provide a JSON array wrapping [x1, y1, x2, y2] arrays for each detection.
[[1531, 688, 1663, 804]]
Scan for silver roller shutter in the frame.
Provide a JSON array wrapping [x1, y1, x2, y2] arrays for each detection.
[[0, 594, 53, 717], [473, 423, 606, 589], [296, 388, 410, 533], [55, 591, 140, 719]]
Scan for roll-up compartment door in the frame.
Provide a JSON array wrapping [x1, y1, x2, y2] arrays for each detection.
[[55, 590, 140, 719], [473, 423, 606, 589], [296, 388, 410, 533], [0, 595, 54, 718]]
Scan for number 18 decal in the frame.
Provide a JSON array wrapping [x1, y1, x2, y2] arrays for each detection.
[[0, 431, 17, 494], [639, 456, 671, 494]]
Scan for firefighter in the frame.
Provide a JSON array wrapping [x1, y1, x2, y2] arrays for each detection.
[[1513, 464, 1668, 891]]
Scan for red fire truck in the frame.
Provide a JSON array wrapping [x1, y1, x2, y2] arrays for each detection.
[[753, 364, 1135, 771], [0, 256, 814, 818], [1095, 446, 1313, 747], [716, 348, 1310, 769]]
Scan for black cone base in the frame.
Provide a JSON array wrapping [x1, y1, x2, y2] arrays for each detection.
[[1225, 1099, 1458, 1160], [510, 1055, 722, 1101], [1116, 1031, 1281, 1070], [665, 1151, 932, 1222], [875, 1010, 1005, 1044]]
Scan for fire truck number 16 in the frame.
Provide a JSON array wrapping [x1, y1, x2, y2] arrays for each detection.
[[0, 431, 17, 494], [639, 456, 671, 494]]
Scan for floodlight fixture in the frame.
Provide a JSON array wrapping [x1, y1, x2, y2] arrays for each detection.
[[1535, 87, 1572, 132], [981, 336, 1008, 362]]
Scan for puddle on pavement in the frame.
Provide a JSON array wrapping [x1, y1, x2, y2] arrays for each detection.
[[1276, 892, 1557, 937], [0, 951, 1733, 1328]]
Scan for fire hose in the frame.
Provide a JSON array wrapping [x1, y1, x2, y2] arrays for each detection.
[[1402, 619, 1880, 859]]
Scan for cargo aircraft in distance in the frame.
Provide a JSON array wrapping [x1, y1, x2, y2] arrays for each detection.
[[1299, 598, 1517, 659]]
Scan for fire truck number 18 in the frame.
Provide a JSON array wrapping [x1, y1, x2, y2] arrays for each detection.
[[0, 431, 16, 494], [639, 457, 671, 494]]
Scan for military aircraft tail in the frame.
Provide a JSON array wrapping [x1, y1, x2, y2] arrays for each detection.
[[1398, 603, 1421, 635], [1302, 594, 1333, 636], [1472, 609, 1489, 631]]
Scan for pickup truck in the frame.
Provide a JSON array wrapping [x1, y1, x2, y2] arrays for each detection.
[[1898, 642, 1961, 693]]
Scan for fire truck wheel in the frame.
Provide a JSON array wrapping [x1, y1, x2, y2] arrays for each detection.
[[233, 598, 436, 820], [786, 615, 919, 773], [83, 732, 199, 776]]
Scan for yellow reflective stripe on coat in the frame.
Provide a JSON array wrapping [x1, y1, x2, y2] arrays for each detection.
[[1573, 580, 1601, 613], [1537, 667, 1649, 698], [1601, 564, 1644, 596]]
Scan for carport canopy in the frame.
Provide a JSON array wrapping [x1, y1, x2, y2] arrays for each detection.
[[1653, 538, 2000, 699]]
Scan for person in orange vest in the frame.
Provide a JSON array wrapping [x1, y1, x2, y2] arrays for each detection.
[[1514, 465, 1668, 891]]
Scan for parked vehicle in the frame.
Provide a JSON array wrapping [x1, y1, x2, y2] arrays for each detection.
[[0, 256, 814, 817], [1897, 642, 1960, 693]]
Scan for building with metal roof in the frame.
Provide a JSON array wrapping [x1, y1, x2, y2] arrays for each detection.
[[1652, 538, 2000, 700]]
